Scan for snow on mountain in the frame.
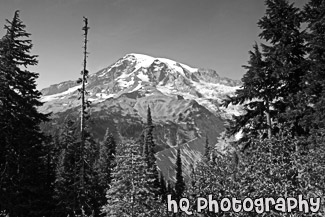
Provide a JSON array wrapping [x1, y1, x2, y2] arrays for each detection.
[[41, 53, 241, 117], [39, 53, 242, 181], [42, 85, 81, 102]]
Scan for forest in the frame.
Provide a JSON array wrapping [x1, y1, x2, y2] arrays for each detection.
[[1, 0, 325, 216]]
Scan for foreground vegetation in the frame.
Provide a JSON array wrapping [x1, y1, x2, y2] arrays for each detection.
[[1, 0, 325, 216]]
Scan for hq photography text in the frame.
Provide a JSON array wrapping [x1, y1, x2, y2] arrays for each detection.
[[167, 195, 321, 215]]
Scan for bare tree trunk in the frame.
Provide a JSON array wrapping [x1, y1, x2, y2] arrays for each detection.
[[80, 16, 89, 194]]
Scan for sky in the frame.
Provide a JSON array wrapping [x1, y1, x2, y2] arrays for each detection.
[[0, 0, 308, 89]]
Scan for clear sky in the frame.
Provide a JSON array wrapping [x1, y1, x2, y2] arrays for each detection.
[[0, 0, 308, 89]]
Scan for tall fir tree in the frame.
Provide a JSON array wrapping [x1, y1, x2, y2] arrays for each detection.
[[68, 17, 101, 216], [54, 119, 81, 216], [144, 105, 155, 166], [186, 156, 230, 217], [0, 10, 51, 216], [303, 0, 325, 134], [159, 172, 168, 203], [222, 43, 275, 142], [203, 134, 211, 161], [222, 0, 307, 143], [258, 0, 307, 137], [54, 118, 99, 216], [138, 130, 145, 155], [93, 128, 116, 216], [174, 148, 185, 202], [146, 105, 153, 127], [103, 139, 160, 217], [77, 16, 91, 198], [143, 105, 161, 199]]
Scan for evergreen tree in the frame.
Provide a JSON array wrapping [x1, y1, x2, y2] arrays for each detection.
[[237, 136, 325, 216], [54, 119, 81, 216], [138, 130, 145, 155], [143, 106, 161, 199], [185, 134, 325, 216], [174, 148, 185, 202], [146, 105, 153, 127], [42, 135, 58, 216], [186, 156, 232, 217], [203, 134, 211, 161], [94, 129, 116, 215], [222, 43, 275, 142], [103, 139, 160, 217], [222, 0, 307, 142], [258, 0, 307, 137], [144, 105, 155, 167], [159, 173, 168, 203], [0, 10, 51, 216], [54, 119, 99, 217], [145, 162, 161, 200], [82, 131, 101, 216], [77, 16, 91, 202], [60, 17, 100, 216], [303, 0, 325, 134], [97, 129, 116, 187]]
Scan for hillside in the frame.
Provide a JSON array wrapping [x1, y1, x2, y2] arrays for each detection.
[[40, 53, 242, 181]]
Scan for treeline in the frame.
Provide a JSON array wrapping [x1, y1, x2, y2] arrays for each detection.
[[48, 106, 180, 217], [2, 0, 325, 216], [0, 11, 185, 217], [186, 0, 325, 216]]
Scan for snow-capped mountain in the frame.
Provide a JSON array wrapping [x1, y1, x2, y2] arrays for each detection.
[[40, 53, 242, 181], [41, 53, 240, 115]]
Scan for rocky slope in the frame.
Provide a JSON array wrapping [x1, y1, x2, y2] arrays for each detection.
[[40, 53, 242, 181]]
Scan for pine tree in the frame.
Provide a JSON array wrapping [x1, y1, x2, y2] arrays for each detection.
[[143, 105, 160, 199], [146, 105, 153, 127], [145, 163, 161, 200], [82, 131, 101, 216], [103, 139, 159, 217], [174, 148, 185, 202], [258, 0, 307, 137], [222, 43, 275, 141], [144, 105, 155, 167], [77, 16, 91, 199], [94, 129, 116, 215], [67, 17, 101, 216], [0, 10, 51, 216], [184, 135, 325, 216], [138, 130, 145, 155], [54, 119, 81, 216], [303, 0, 325, 134], [42, 135, 58, 216], [237, 136, 325, 216], [54, 121, 100, 216], [203, 134, 211, 161], [222, 0, 307, 142], [97, 129, 116, 187], [159, 172, 168, 203], [186, 158, 229, 217]]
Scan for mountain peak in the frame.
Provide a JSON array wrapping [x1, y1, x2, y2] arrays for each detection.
[[39, 53, 242, 180], [40, 53, 241, 112], [121, 53, 198, 73]]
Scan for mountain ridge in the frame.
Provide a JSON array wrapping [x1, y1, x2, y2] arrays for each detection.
[[39, 53, 242, 181], [41, 53, 241, 96]]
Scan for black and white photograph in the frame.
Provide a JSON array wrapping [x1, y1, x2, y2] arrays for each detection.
[[0, 0, 324, 216]]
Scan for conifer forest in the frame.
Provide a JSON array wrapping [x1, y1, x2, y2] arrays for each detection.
[[1, 0, 325, 216]]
